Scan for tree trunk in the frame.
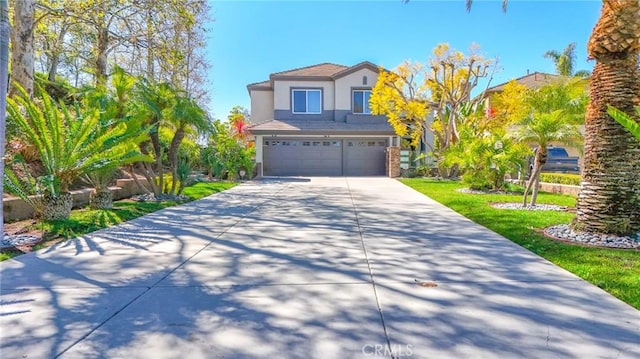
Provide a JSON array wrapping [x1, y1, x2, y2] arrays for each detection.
[[47, 27, 67, 82], [9, 0, 35, 97], [95, 27, 109, 86], [128, 164, 151, 194], [89, 190, 113, 210], [43, 192, 73, 221], [523, 149, 547, 206], [1, 0, 10, 238], [530, 173, 541, 207], [149, 128, 163, 195], [574, 0, 640, 235], [168, 126, 185, 195]]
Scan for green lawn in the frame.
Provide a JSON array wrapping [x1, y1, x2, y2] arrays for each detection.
[[0, 181, 237, 261], [400, 178, 640, 310]]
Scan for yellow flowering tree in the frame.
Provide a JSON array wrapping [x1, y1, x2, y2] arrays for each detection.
[[371, 43, 496, 174]]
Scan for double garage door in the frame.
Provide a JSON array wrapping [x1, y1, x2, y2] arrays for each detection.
[[263, 138, 388, 176]]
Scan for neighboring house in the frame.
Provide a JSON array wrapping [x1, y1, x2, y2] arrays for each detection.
[[485, 71, 584, 163], [485, 71, 566, 97], [247, 62, 398, 177]]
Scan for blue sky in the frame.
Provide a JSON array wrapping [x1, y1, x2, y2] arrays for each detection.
[[205, 0, 601, 120]]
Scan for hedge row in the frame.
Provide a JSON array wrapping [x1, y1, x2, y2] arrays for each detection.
[[540, 173, 581, 186]]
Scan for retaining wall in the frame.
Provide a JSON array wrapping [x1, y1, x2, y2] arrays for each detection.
[[3, 178, 151, 222]]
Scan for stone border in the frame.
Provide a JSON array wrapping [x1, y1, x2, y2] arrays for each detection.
[[490, 202, 568, 212], [543, 224, 640, 250]]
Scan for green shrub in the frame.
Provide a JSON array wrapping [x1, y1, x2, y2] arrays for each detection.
[[540, 173, 581, 186]]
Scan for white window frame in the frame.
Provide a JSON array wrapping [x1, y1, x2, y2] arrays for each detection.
[[292, 89, 322, 114], [352, 89, 372, 115]]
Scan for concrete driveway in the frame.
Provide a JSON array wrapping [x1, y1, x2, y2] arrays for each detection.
[[1, 177, 639, 359]]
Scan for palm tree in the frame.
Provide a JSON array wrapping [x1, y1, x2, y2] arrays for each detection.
[[544, 43, 577, 76], [516, 112, 583, 206], [132, 80, 175, 196], [465, 0, 640, 235], [544, 42, 591, 77], [575, 0, 640, 235], [166, 95, 210, 195], [515, 80, 586, 206]]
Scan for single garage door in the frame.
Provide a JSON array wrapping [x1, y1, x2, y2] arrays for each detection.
[[263, 138, 387, 176], [344, 139, 387, 176], [264, 139, 342, 176]]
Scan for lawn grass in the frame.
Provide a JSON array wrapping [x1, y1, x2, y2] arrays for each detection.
[[400, 178, 640, 310], [0, 181, 237, 261]]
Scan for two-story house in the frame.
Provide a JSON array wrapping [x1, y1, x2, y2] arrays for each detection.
[[247, 62, 398, 177]]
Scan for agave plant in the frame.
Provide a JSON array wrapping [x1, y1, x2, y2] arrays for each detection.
[[6, 86, 151, 220]]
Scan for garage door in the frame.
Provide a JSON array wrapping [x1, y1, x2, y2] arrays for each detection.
[[264, 139, 342, 176], [263, 138, 387, 176], [344, 139, 387, 176]]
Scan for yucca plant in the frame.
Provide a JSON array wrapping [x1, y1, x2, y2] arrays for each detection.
[[6, 85, 151, 220]]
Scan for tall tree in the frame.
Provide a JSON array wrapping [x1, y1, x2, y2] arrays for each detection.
[[1, 0, 10, 238], [371, 44, 496, 175], [575, 0, 640, 235], [544, 42, 577, 76], [166, 95, 209, 195], [9, 0, 35, 96], [544, 42, 590, 77]]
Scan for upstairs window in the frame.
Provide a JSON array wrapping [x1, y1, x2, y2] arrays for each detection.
[[292, 89, 322, 114], [353, 90, 372, 114]]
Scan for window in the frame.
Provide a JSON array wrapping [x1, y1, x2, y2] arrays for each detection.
[[353, 90, 372, 114], [292, 89, 322, 114]]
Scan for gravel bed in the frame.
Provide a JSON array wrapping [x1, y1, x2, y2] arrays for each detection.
[[456, 188, 520, 195], [491, 202, 567, 211], [1, 234, 42, 250], [545, 224, 640, 249], [132, 193, 189, 202]]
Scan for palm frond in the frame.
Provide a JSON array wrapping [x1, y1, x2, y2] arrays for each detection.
[[608, 106, 640, 140]]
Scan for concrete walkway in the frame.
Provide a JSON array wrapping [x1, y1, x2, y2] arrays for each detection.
[[1, 177, 639, 359]]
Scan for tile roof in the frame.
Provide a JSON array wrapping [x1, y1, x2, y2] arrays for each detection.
[[247, 61, 382, 92], [248, 119, 394, 134], [271, 63, 349, 78], [486, 72, 567, 93]]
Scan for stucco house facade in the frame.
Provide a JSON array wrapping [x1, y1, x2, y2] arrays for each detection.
[[247, 62, 399, 177]]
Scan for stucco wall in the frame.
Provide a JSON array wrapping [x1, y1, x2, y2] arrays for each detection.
[[273, 80, 335, 111], [250, 90, 274, 124], [334, 68, 379, 110]]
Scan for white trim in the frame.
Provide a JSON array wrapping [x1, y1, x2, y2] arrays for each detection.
[[291, 89, 322, 114]]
